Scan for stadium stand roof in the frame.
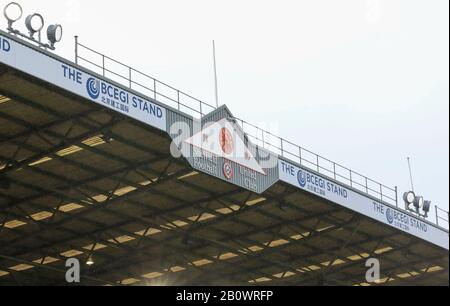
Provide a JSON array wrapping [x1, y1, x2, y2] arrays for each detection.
[[0, 29, 448, 286]]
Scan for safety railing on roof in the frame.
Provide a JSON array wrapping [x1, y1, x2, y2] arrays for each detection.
[[236, 118, 398, 205], [436, 207, 449, 228], [74, 38, 450, 229], [75, 37, 216, 119]]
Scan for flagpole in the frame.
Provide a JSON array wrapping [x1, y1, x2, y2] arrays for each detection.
[[213, 40, 219, 108]]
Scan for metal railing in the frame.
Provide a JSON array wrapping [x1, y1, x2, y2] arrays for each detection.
[[74, 38, 450, 228], [436, 206, 449, 228], [75, 37, 216, 119], [74, 37, 398, 205], [237, 119, 398, 205]]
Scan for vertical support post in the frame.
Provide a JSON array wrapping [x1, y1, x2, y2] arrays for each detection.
[[435, 206, 439, 227], [316, 155, 320, 172], [299, 147, 302, 165], [350, 171, 353, 187], [333, 163, 336, 180], [365, 177, 369, 193], [154, 79, 157, 100], [102, 55, 105, 77], [262, 130, 265, 149], [129, 67, 132, 88], [74, 36, 78, 65], [395, 186, 398, 207]]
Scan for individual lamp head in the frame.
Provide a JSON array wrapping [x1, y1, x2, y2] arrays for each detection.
[[3, 2, 23, 30], [413, 196, 424, 210], [403, 191, 415, 209], [422, 200, 431, 217], [47, 24, 62, 49], [86, 256, 94, 266], [25, 13, 44, 38]]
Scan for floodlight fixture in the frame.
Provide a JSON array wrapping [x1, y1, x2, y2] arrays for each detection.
[[25, 13, 44, 38], [422, 201, 431, 217], [47, 24, 62, 48], [422, 201, 431, 213], [3, 2, 23, 30], [413, 196, 424, 210], [3, 2, 64, 50], [403, 191, 415, 208], [86, 256, 94, 266]]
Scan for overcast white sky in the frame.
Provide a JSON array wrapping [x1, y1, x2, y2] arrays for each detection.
[[3, 0, 449, 221]]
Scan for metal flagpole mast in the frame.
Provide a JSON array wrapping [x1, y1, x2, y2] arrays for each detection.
[[407, 157, 415, 192], [213, 40, 219, 108]]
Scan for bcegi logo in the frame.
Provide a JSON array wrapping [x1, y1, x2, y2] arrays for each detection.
[[86, 78, 129, 104], [86, 77, 100, 99], [386, 208, 394, 224], [0, 37, 11, 53], [223, 160, 234, 180], [297, 169, 307, 188]]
